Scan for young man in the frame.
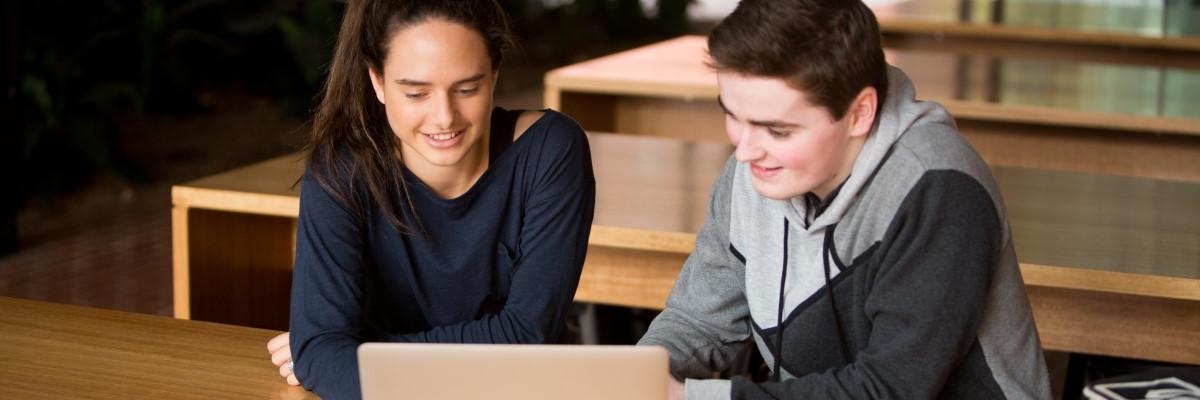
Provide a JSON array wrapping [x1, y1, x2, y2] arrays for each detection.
[[636, 0, 1051, 398]]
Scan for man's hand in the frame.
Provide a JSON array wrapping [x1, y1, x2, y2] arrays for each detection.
[[668, 377, 685, 400], [267, 332, 300, 386]]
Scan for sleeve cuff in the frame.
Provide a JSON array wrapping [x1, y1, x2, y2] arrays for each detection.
[[684, 378, 731, 400]]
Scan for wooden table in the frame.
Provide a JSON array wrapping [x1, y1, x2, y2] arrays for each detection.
[[172, 133, 1200, 365], [543, 36, 1200, 182], [0, 296, 315, 400]]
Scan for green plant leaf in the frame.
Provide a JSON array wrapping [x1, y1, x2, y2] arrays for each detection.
[[21, 76, 53, 114]]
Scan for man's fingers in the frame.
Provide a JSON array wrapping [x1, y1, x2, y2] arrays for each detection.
[[286, 373, 300, 386]]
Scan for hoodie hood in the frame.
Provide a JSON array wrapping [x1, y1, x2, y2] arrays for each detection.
[[786, 66, 958, 231]]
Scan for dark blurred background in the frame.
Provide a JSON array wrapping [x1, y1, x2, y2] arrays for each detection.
[[1, 0, 698, 257], [0, 0, 703, 320]]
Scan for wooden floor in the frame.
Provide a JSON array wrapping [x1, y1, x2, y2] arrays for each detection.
[[0, 205, 173, 316]]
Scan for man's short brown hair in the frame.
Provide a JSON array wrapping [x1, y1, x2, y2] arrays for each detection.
[[707, 0, 888, 120]]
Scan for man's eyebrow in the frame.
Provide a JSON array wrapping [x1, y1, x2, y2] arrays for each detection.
[[395, 73, 486, 86], [717, 96, 798, 129], [717, 96, 737, 120], [749, 119, 798, 129]]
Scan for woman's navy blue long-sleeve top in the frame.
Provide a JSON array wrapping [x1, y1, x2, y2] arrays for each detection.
[[289, 108, 596, 399]]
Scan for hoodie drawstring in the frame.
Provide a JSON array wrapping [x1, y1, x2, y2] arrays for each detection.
[[773, 221, 850, 381], [773, 218, 789, 382], [823, 224, 850, 365]]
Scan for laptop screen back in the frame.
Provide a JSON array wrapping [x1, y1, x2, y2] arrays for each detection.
[[358, 343, 668, 400]]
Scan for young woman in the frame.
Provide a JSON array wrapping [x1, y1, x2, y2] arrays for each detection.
[[266, 1, 596, 398]]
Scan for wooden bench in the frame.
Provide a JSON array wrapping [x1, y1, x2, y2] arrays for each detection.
[[878, 19, 1200, 69]]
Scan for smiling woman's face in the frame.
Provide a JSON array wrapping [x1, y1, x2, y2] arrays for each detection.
[[368, 18, 497, 175]]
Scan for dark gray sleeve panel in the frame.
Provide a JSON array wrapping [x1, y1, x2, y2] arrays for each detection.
[[732, 170, 1006, 399], [638, 156, 754, 379]]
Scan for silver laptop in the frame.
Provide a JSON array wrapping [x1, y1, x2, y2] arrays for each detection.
[[358, 343, 668, 400]]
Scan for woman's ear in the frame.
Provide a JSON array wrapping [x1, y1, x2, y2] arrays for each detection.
[[368, 68, 386, 105], [489, 69, 500, 99], [847, 86, 878, 138]]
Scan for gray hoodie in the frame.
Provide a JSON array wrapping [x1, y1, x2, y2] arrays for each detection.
[[638, 67, 1051, 399]]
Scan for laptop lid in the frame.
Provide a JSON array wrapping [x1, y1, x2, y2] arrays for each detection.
[[358, 343, 668, 400]]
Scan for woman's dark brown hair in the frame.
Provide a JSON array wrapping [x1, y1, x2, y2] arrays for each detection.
[[304, 0, 515, 233], [707, 0, 888, 120]]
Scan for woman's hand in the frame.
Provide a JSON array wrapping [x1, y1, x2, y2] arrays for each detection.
[[267, 332, 300, 386]]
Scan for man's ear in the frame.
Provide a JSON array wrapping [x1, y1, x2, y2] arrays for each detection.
[[847, 86, 878, 138], [368, 68, 386, 105]]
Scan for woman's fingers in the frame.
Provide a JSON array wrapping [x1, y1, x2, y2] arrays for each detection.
[[266, 332, 290, 353], [271, 347, 291, 367], [278, 361, 294, 378], [267, 332, 298, 385]]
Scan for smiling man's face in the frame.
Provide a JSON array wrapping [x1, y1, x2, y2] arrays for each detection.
[[717, 72, 872, 201]]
